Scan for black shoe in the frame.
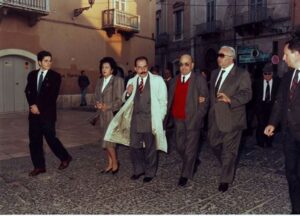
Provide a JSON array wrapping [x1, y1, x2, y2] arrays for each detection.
[[100, 168, 112, 174], [58, 156, 72, 170], [29, 168, 46, 176], [130, 172, 145, 180], [112, 162, 120, 175], [178, 177, 188, 187], [143, 177, 153, 183], [218, 183, 229, 192]]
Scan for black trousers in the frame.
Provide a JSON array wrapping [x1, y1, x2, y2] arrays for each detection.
[[29, 117, 71, 169], [283, 128, 300, 213], [256, 102, 273, 146]]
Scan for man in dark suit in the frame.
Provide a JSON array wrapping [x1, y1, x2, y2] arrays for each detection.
[[167, 54, 209, 186], [265, 38, 300, 214], [25, 50, 72, 176], [253, 63, 280, 148], [208, 46, 252, 192]]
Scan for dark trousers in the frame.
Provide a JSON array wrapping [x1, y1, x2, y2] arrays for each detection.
[[174, 119, 200, 179], [130, 132, 157, 178], [209, 119, 242, 184], [29, 118, 70, 169], [283, 128, 300, 213], [256, 102, 273, 146]]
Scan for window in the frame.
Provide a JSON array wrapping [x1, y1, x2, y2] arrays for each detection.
[[173, 2, 184, 41], [206, 0, 215, 23], [115, 0, 126, 11], [249, 0, 266, 22]]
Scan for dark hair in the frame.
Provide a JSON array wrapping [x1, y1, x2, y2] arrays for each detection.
[[37, 50, 52, 61], [134, 56, 148, 66], [285, 38, 300, 53], [99, 57, 117, 74]]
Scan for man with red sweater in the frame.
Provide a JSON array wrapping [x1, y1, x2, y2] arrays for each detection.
[[167, 54, 209, 186]]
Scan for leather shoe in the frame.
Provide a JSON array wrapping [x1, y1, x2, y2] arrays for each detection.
[[100, 168, 112, 174], [143, 177, 153, 183], [218, 183, 229, 192], [130, 172, 145, 180], [29, 168, 46, 176], [58, 156, 72, 170], [178, 177, 188, 186]]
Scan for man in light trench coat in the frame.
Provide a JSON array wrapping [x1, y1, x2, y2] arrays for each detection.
[[104, 56, 168, 183]]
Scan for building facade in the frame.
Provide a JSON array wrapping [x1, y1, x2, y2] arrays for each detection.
[[156, 0, 296, 78], [0, 0, 155, 112]]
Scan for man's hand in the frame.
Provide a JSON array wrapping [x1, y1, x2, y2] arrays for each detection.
[[30, 104, 40, 115], [95, 101, 102, 110], [199, 96, 206, 103], [101, 103, 108, 112], [264, 125, 275, 137], [126, 84, 134, 96], [217, 93, 231, 104]]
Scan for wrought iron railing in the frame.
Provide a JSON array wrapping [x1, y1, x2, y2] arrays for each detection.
[[234, 7, 273, 26], [195, 20, 222, 35], [0, 0, 49, 13], [102, 9, 140, 32]]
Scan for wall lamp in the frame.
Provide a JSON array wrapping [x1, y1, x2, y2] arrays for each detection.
[[73, 0, 95, 17]]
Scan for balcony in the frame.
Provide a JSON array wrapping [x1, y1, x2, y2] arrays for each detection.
[[156, 32, 169, 48], [195, 20, 222, 39], [0, 0, 49, 26], [102, 9, 140, 40], [234, 7, 273, 36]]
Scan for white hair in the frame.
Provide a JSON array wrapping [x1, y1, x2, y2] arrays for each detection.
[[220, 46, 236, 59]]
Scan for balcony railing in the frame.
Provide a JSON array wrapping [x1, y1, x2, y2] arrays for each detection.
[[102, 9, 140, 33], [195, 20, 222, 36], [0, 0, 49, 14], [234, 7, 273, 26]]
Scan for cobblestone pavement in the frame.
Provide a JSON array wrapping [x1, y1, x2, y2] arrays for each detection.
[[0, 110, 291, 214]]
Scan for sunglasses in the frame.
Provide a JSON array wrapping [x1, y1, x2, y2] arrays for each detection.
[[263, 72, 273, 75], [179, 62, 190, 67], [218, 53, 233, 58]]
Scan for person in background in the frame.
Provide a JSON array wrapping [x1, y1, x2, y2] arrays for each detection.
[[25, 50, 72, 176], [78, 70, 90, 106], [94, 57, 124, 174], [253, 63, 280, 148]]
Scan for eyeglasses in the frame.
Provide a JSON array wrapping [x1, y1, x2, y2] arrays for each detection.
[[218, 53, 233, 58], [263, 72, 273, 75], [179, 62, 190, 67]]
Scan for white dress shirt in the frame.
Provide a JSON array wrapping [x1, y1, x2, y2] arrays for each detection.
[[263, 79, 273, 101], [215, 63, 234, 90], [181, 71, 192, 83], [101, 75, 113, 92], [37, 69, 48, 91]]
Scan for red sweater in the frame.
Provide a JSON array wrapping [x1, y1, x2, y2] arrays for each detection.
[[172, 77, 190, 120]]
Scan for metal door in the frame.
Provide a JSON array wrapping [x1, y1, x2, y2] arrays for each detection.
[[0, 56, 34, 112]]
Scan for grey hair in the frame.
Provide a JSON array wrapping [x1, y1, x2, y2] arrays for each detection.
[[220, 46, 236, 59]]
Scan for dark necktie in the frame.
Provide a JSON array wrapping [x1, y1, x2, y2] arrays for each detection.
[[290, 70, 300, 100], [215, 70, 225, 97], [37, 71, 44, 93], [138, 77, 144, 93], [182, 76, 185, 83], [265, 80, 270, 101]]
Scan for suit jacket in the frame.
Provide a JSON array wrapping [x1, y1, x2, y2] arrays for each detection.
[[208, 66, 252, 133], [269, 71, 300, 140], [253, 77, 281, 107], [25, 69, 61, 122], [167, 72, 209, 130]]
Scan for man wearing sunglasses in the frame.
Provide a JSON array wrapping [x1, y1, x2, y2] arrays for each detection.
[[253, 63, 280, 148], [208, 46, 252, 192], [166, 54, 209, 187]]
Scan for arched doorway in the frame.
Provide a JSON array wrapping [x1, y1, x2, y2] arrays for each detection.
[[0, 52, 35, 112], [204, 48, 218, 71]]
